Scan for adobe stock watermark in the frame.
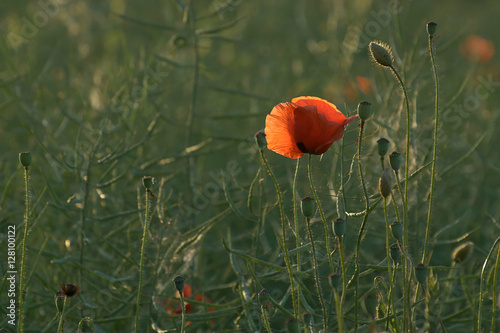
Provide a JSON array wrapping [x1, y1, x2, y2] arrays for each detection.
[[416, 74, 500, 158], [342, 0, 411, 55], [7, 0, 71, 52], [6, 225, 17, 326]]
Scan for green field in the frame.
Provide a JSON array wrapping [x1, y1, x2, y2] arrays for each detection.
[[1, 0, 499, 332]]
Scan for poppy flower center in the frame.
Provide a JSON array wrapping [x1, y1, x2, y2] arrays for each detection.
[[296, 142, 309, 154]]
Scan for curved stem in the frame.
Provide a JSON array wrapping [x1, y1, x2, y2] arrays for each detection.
[[134, 189, 151, 333], [422, 33, 440, 265], [308, 154, 333, 271], [259, 150, 298, 318], [18, 166, 30, 333], [478, 237, 500, 332], [491, 242, 500, 332], [306, 216, 327, 331]]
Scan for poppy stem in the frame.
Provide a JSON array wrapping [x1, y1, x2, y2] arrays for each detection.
[[57, 296, 68, 333], [422, 28, 440, 266], [259, 150, 298, 319], [19, 164, 31, 333], [180, 292, 186, 333], [292, 158, 302, 313], [305, 216, 327, 331], [261, 306, 272, 333], [134, 187, 151, 333], [307, 154, 334, 272], [352, 118, 370, 332], [383, 197, 394, 329]]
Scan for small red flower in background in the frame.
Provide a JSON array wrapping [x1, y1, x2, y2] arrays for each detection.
[[460, 35, 495, 62], [160, 283, 215, 323], [265, 96, 357, 159]]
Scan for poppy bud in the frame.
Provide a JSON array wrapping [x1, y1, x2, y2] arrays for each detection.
[[142, 176, 154, 190], [452, 242, 473, 263], [377, 138, 390, 157], [285, 318, 300, 333], [369, 41, 393, 67], [390, 243, 401, 262], [300, 197, 315, 218], [254, 131, 267, 150], [379, 168, 392, 198], [427, 22, 437, 37], [19, 152, 32, 167], [258, 289, 271, 307], [328, 273, 342, 291], [389, 151, 402, 172], [362, 294, 378, 319], [60, 283, 79, 298], [390, 221, 403, 242], [172, 275, 186, 293], [55, 291, 65, 313], [357, 101, 372, 121], [333, 218, 346, 239], [414, 263, 427, 285]]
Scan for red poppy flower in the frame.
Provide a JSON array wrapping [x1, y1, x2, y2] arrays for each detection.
[[160, 282, 215, 323], [460, 35, 495, 63], [265, 96, 357, 159]]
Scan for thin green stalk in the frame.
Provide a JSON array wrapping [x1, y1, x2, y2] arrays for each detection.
[[422, 28, 440, 265], [134, 188, 151, 333], [305, 216, 327, 331], [179, 291, 186, 333], [292, 158, 302, 314], [352, 118, 370, 332], [261, 306, 272, 333], [259, 150, 298, 319], [57, 296, 67, 333], [387, 260, 400, 333], [338, 235, 347, 323], [18, 165, 30, 333], [307, 154, 333, 271], [478, 237, 500, 332], [383, 197, 393, 325], [380, 157, 400, 223], [389, 65, 411, 212], [491, 243, 500, 332], [333, 288, 344, 333]]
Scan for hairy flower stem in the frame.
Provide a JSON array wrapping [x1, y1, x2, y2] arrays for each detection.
[[293, 158, 302, 313], [308, 154, 333, 271], [383, 197, 394, 326], [352, 119, 370, 332], [179, 292, 186, 333], [306, 216, 327, 331], [261, 306, 272, 333], [422, 30, 440, 265], [57, 296, 68, 333], [134, 188, 151, 333], [259, 150, 298, 318], [18, 165, 30, 333]]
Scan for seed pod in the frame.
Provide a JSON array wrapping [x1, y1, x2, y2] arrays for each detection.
[[379, 168, 392, 198], [254, 131, 267, 150], [172, 275, 186, 293], [142, 176, 154, 190], [357, 101, 372, 121], [369, 41, 393, 67], [452, 242, 474, 263], [329, 273, 342, 291], [377, 138, 390, 157], [414, 264, 427, 285], [258, 289, 271, 307], [390, 221, 403, 242], [333, 217, 346, 239], [390, 243, 401, 262], [389, 151, 402, 172], [19, 152, 32, 167], [427, 22, 437, 37], [300, 197, 315, 218]]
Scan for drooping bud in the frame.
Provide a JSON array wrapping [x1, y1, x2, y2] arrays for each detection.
[[328, 273, 342, 291], [172, 275, 186, 293], [389, 151, 402, 172], [254, 131, 267, 150], [377, 138, 390, 157], [300, 197, 315, 218], [362, 294, 379, 319], [369, 41, 393, 67], [390, 243, 401, 263], [55, 291, 65, 313], [258, 289, 272, 307], [452, 242, 474, 264], [142, 176, 154, 190], [390, 221, 403, 242], [379, 168, 392, 198], [414, 264, 427, 285], [19, 152, 32, 167], [427, 22, 437, 37], [357, 101, 372, 121]]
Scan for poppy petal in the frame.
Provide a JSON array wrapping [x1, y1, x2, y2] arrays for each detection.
[[292, 96, 346, 123], [265, 103, 305, 159]]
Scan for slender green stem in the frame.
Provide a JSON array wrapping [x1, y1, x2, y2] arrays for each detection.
[[259, 150, 298, 318], [388, 260, 400, 333], [307, 154, 333, 271], [491, 242, 500, 332], [351, 119, 370, 332], [389, 65, 411, 211], [383, 197, 393, 325], [338, 236, 347, 323], [478, 237, 500, 332], [305, 216, 327, 331], [134, 188, 151, 333], [422, 32, 440, 265], [57, 296, 67, 333], [180, 292, 186, 333], [18, 166, 30, 333], [292, 158, 302, 314], [261, 306, 272, 333], [333, 288, 344, 333]]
